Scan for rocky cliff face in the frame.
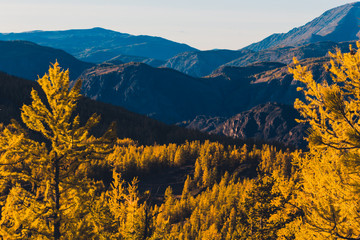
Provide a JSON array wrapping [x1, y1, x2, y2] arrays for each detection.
[[211, 103, 308, 149], [178, 115, 227, 133], [180, 103, 308, 149]]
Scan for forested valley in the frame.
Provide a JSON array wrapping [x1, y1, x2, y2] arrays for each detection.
[[0, 40, 360, 240]]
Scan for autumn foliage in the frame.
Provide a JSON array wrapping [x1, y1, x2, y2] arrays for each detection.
[[0, 63, 115, 239], [288, 42, 360, 239], [0, 43, 360, 239]]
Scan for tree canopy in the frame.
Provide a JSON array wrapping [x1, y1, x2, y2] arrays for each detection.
[[289, 42, 360, 239], [0, 62, 115, 239], [1, 43, 360, 239]]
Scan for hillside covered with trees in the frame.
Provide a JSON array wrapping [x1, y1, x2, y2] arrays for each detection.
[[0, 42, 359, 239]]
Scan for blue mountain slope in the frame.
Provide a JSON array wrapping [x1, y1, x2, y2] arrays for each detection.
[[0, 27, 197, 62], [245, 2, 360, 51], [0, 40, 93, 81]]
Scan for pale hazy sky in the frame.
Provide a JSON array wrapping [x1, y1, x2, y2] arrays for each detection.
[[0, 0, 356, 50]]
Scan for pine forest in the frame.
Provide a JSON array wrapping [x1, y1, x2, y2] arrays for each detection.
[[1, 37, 360, 240]]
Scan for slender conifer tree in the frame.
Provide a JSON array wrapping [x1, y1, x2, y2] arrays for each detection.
[[0, 62, 115, 239]]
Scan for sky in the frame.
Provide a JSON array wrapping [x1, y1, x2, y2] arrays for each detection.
[[0, 0, 357, 50]]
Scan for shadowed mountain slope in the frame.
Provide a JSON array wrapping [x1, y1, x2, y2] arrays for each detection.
[[79, 61, 289, 124], [79, 59, 332, 124], [0, 70, 246, 146], [0, 40, 93, 81], [79, 62, 224, 124]]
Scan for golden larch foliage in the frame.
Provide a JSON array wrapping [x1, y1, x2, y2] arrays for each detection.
[[289, 42, 360, 239], [0, 62, 115, 239]]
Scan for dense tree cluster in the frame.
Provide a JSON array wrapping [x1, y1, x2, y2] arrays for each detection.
[[0, 43, 359, 239], [287, 42, 360, 239]]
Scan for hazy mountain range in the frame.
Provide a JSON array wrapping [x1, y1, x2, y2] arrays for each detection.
[[0, 27, 197, 62], [0, 2, 358, 148], [245, 2, 360, 51], [161, 1, 360, 77], [77, 56, 331, 148], [162, 39, 355, 78]]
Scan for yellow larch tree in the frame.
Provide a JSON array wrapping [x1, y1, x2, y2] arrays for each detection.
[[289, 42, 360, 239], [0, 62, 115, 239], [105, 171, 151, 240]]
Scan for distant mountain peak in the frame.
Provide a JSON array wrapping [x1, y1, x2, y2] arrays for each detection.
[[245, 2, 360, 51], [89, 27, 110, 31], [3, 27, 123, 35]]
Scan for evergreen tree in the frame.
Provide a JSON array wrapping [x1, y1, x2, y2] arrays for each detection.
[[242, 175, 285, 240], [106, 172, 151, 240], [289, 42, 360, 239], [0, 62, 115, 239]]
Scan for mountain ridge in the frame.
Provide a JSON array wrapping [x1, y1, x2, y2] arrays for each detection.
[[78, 58, 330, 124], [244, 2, 360, 51], [0, 40, 93, 81], [0, 27, 197, 62], [162, 49, 253, 77]]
